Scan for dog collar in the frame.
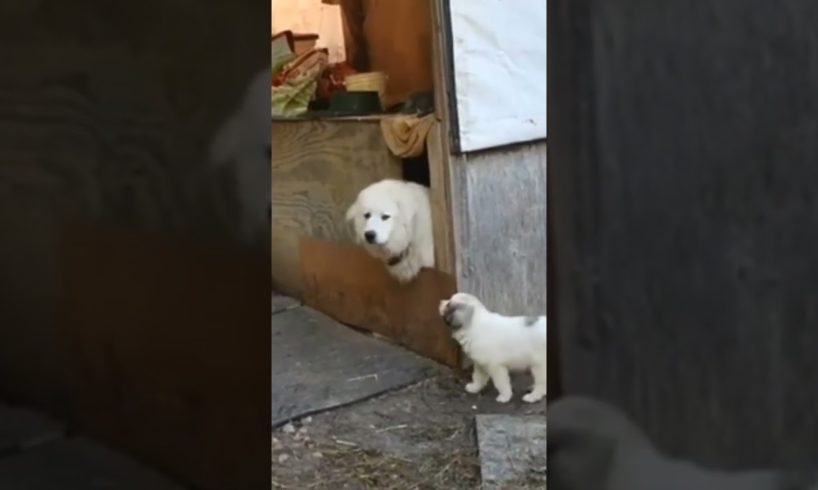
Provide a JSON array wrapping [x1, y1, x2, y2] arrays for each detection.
[[387, 248, 409, 266]]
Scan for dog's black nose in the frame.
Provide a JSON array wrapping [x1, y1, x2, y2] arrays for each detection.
[[364, 231, 376, 243]]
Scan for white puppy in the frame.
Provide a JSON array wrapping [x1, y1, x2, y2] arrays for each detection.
[[346, 179, 435, 282], [439, 292, 547, 403]]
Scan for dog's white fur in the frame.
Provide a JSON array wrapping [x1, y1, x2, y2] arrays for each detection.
[[548, 396, 818, 490], [208, 67, 272, 243], [346, 179, 434, 282], [439, 292, 547, 403]]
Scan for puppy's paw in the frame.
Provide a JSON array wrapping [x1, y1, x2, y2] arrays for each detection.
[[495, 392, 512, 403], [465, 382, 483, 394], [522, 392, 545, 403]]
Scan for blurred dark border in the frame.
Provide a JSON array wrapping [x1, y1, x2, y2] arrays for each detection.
[[0, 1, 271, 489]]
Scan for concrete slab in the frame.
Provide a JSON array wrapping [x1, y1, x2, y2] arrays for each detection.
[[0, 437, 185, 489], [272, 294, 299, 315], [476, 414, 547, 489], [272, 305, 439, 428], [0, 404, 64, 453]]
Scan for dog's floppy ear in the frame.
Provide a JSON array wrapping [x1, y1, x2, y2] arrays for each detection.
[[395, 194, 415, 221], [345, 202, 360, 222], [345, 202, 363, 242], [394, 194, 418, 234], [443, 302, 474, 330]]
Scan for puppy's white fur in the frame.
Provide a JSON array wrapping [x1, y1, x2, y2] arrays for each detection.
[[208, 67, 272, 243], [439, 292, 547, 403], [346, 179, 434, 282], [548, 396, 818, 490]]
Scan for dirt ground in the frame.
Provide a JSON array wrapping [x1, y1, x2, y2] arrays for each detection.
[[271, 369, 547, 490]]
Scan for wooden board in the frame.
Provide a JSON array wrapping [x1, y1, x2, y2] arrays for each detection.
[[426, 121, 456, 275], [271, 119, 403, 297], [299, 236, 460, 368], [271, 305, 438, 427], [551, 0, 818, 469], [448, 142, 548, 315], [59, 223, 270, 490], [428, 0, 459, 277]]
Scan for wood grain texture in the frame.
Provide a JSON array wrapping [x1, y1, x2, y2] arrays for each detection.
[[299, 236, 461, 368], [271, 119, 402, 296], [426, 121, 456, 275], [430, 0, 451, 121], [428, 0, 458, 278], [551, 0, 818, 468], [448, 142, 548, 316]]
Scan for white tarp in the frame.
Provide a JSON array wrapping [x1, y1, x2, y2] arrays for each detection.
[[448, 0, 547, 152]]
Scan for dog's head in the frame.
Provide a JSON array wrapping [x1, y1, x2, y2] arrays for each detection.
[[346, 182, 412, 253], [438, 292, 485, 331]]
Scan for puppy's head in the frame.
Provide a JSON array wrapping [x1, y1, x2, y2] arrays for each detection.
[[346, 183, 411, 253], [438, 292, 485, 331]]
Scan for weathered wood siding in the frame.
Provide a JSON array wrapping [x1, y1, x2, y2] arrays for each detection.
[[551, 0, 818, 469], [449, 142, 548, 315]]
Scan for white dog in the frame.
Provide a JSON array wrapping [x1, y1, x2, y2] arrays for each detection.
[[346, 179, 435, 282], [439, 292, 547, 403], [548, 396, 818, 490]]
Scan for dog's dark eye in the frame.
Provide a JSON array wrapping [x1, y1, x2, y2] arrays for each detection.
[[381, 214, 391, 221], [363, 212, 371, 219]]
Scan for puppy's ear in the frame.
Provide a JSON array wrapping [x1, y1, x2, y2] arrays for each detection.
[[458, 303, 475, 328], [345, 202, 364, 243], [394, 194, 417, 233], [345, 202, 360, 222]]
